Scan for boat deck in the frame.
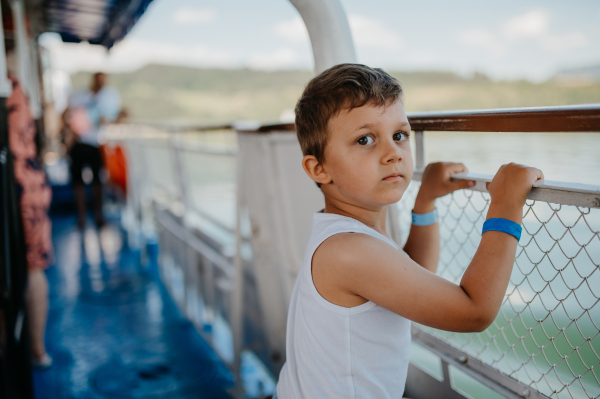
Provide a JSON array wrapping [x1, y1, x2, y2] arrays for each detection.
[[34, 210, 234, 398]]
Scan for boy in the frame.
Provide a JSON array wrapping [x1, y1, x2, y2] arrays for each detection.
[[274, 64, 543, 399]]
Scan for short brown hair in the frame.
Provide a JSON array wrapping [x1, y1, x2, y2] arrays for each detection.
[[295, 64, 403, 163]]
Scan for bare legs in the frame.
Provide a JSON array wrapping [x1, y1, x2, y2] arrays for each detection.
[[26, 270, 49, 359], [73, 182, 104, 228], [93, 182, 104, 227], [74, 184, 86, 228]]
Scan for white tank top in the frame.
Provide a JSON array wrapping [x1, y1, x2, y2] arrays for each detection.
[[276, 212, 412, 399]]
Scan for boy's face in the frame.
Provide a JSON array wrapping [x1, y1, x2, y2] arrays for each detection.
[[320, 100, 413, 208]]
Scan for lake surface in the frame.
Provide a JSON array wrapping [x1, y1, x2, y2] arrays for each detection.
[[418, 131, 600, 186]]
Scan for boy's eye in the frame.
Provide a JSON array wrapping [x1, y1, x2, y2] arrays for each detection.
[[357, 135, 374, 146], [393, 131, 408, 142]]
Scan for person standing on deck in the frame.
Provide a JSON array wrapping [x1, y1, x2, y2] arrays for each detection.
[[65, 73, 121, 228], [5, 47, 54, 369]]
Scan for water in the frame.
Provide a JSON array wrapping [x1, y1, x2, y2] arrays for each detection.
[[417, 131, 600, 186]]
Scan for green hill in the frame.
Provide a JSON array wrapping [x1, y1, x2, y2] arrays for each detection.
[[71, 64, 600, 124]]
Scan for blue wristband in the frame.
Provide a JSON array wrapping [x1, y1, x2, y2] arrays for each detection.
[[412, 209, 438, 226], [482, 218, 522, 242]]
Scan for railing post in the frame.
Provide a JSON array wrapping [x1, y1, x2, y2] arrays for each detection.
[[10, 1, 28, 95], [289, 0, 356, 74], [415, 130, 425, 170], [0, 0, 12, 302], [231, 136, 245, 397], [0, 1, 12, 98], [169, 134, 189, 220]]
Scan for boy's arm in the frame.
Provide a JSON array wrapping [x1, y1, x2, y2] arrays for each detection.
[[316, 163, 543, 332], [403, 163, 474, 272]]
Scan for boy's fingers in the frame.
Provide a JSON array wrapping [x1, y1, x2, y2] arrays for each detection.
[[453, 179, 475, 190], [534, 168, 544, 181], [448, 163, 468, 174]]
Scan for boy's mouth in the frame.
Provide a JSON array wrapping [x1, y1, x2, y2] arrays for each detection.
[[382, 173, 404, 182]]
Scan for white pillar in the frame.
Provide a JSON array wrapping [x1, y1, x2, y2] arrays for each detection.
[[28, 41, 42, 118], [10, 0, 42, 118], [0, 1, 12, 97], [288, 0, 356, 74], [10, 0, 29, 96]]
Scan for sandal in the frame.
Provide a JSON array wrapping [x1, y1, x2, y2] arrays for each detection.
[[32, 353, 53, 370]]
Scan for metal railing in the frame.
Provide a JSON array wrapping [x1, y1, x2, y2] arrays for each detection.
[[400, 104, 600, 399], [104, 124, 279, 397], [105, 125, 241, 339], [105, 103, 600, 399]]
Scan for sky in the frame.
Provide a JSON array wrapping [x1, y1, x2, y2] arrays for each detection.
[[39, 0, 600, 81]]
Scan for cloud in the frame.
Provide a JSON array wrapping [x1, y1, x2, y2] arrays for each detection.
[[42, 33, 307, 73], [172, 7, 216, 24], [275, 15, 402, 50], [407, 50, 440, 66], [540, 31, 588, 51], [501, 9, 587, 50], [459, 29, 495, 47], [43, 36, 233, 73], [349, 15, 402, 50], [502, 10, 549, 40], [458, 29, 505, 56], [247, 48, 299, 70], [275, 16, 309, 44], [458, 10, 589, 56]]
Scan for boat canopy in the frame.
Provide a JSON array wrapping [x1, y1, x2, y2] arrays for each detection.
[[44, 0, 155, 48]]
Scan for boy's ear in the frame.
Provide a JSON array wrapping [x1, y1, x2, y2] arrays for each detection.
[[302, 155, 332, 186]]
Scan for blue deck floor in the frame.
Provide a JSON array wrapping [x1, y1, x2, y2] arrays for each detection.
[[34, 212, 234, 398]]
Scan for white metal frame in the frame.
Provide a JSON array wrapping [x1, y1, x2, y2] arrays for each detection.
[[0, 2, 12, 98], [288, 0, 356, 74], [9, 0, 41, 118], [10, 0, 28, 95]]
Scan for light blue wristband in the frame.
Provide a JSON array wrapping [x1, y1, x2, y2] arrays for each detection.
[[482, 218, 522, 242], [411, 209, 438, 226]]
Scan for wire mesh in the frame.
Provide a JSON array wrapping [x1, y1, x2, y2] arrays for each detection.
[[397, 181, 600, 399]]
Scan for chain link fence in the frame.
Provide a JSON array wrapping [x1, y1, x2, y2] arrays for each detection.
[[397, 180, 600, 399]]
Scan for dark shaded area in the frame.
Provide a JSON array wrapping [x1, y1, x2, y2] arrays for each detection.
[[0, 96, 35, 399]]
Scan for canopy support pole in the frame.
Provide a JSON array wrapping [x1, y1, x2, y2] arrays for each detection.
[[288, 0, 357, 74], [10, 0, 28, 96], [10, 0, 41, 118], [0, 1, 12, 97]]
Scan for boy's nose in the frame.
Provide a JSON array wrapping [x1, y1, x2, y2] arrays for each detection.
[[383, 142, 403, 164]]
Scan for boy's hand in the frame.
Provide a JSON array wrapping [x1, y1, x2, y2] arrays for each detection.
[[414, 162, 475, 213], [486, 163, 544, 224]]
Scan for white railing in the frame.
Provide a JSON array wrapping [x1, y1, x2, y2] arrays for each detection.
[[104, 103, 600, 399]]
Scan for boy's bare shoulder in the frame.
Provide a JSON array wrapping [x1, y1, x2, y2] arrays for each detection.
[[312, 231, 478, 331], [314, 232, 408, 275], [312, 232, 409, 307]]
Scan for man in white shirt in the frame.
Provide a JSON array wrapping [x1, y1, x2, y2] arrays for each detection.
[[66, 72, 121, 228]]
